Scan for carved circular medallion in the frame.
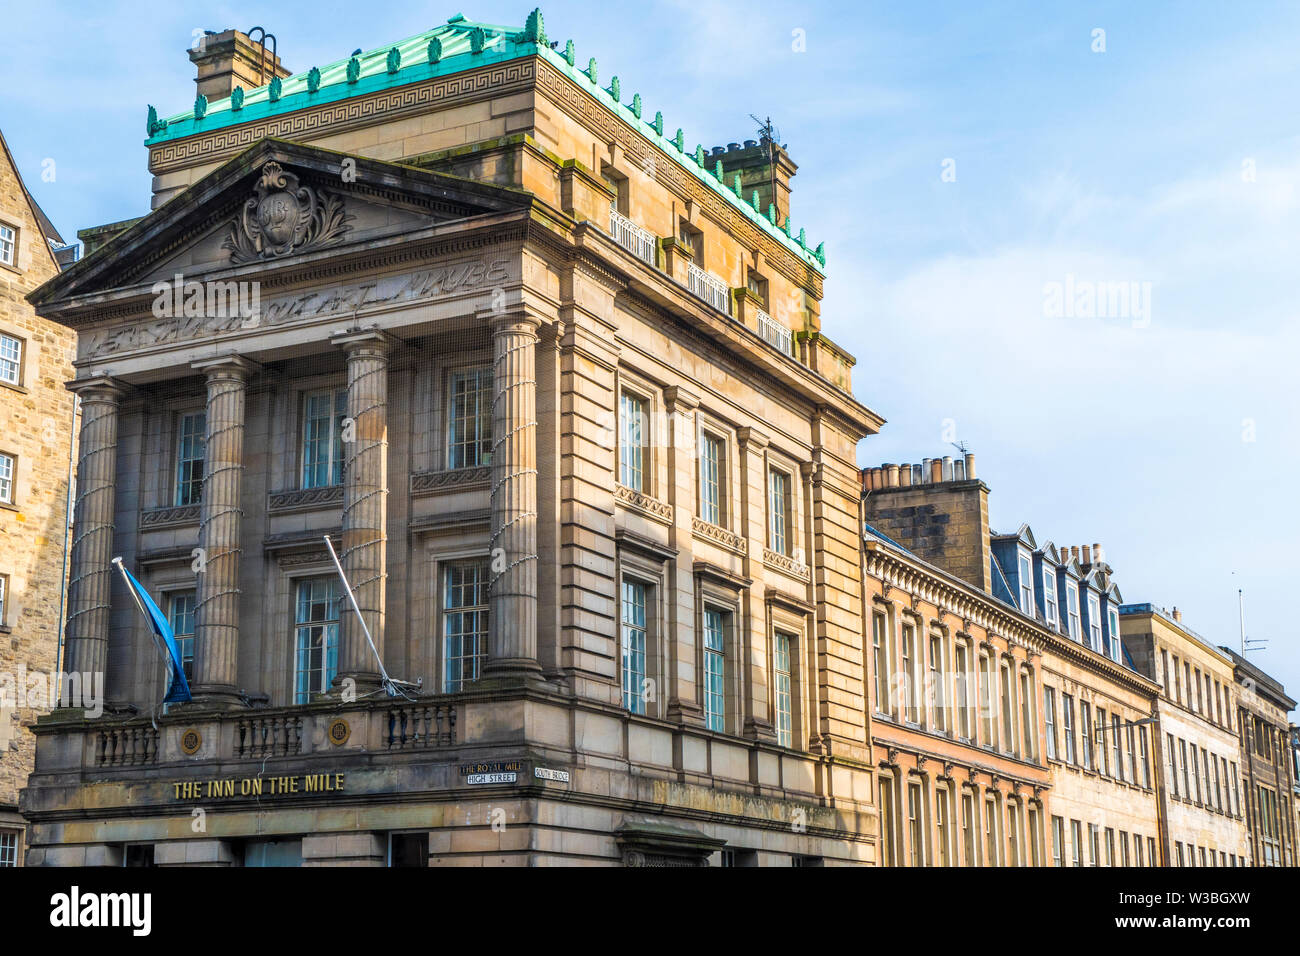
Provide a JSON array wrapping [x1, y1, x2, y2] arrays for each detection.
[[328, 718, 352, 747], [180, 728, 202, 755]]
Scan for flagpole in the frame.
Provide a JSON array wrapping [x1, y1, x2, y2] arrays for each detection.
[[323, 535, 396, 695]]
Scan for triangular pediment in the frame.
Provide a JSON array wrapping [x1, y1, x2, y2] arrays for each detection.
[[30, 138, 533, 309]]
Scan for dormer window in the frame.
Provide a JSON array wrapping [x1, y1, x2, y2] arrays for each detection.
[[746, 269, 768, 307], [1043, 569, 1059, 629], [1088, 593, 1102, 651], [1066, 580, 1081, 640], [1018, 552, 1034, 615]]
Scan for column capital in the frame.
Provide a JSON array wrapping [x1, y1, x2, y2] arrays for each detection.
[[192, 354, 261, 381], [330, 327, 397, 356], [490, 311, 542, 336], [66, 375, 126, 401]]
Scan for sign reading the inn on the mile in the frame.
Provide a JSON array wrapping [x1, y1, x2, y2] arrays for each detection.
[[171, 773, 345, 800], [84, 256, 513, 359]]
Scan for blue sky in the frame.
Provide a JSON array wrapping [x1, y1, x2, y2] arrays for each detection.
[[4, 1, 1297, 700]]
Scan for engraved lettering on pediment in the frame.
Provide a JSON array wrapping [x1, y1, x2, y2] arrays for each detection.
[[223, 162, 354, 263]]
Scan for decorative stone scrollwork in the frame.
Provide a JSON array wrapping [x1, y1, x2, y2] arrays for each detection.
[[268, 485, 344, 513], [691, 516, 747, 555], [762, 548, 810, 582], [224, 162, 354, 263], [140, 504, 200, 529], [615, 484, 673, 524], [411, 466, 491, 496]]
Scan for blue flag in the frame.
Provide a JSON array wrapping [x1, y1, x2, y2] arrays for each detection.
[[115, 560, 192, 704]]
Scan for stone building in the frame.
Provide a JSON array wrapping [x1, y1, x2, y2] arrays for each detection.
[[1221, 647, 1296, 866], [1121, 604, 1251, 866], [861, 456, 1161, 866], [21, 12, 882, 866], [0, 128, 78, 866]]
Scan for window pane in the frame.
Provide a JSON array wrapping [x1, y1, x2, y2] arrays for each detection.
[[774, 632, 793, 747], [169, 591, 197, 682], [0, 453, 13, 504], [448, 368, 493, 469], [700, 434, 722, 526], [443, 560, 490, 691], [619, 392, 645, 491], [294, 578, 340, 703], [176, 412, 206, 506], [621, 580, 647, 714], [0, 333, 20, 384], [769, 470, 789, 555], [704, 609, 726, 732], [302, 389, 346, 489]]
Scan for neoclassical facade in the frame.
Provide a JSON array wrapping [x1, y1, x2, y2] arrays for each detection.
[[21, 14, 882, 866]]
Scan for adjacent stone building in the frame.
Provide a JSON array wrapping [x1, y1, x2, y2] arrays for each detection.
[[1121, 604, 1251, 866], [21, 13, 882, 866], [0, 128, 78, 866], [861, 456, 1162, 866], [1222, 647, 1296, 866]]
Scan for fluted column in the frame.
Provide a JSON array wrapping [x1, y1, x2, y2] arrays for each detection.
[[190, 355, 256, 708], [484, 314, 542, 679], [332, 330, 391, 693], [63, 377, 124, 696]]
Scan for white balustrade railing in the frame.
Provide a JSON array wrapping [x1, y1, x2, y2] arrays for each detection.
[[756, 309, 794, 356], [687, 262, 731, 314], [609, 204, 657, 265]]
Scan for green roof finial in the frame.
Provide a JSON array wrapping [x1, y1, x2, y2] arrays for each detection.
[[346, 56, 361, 83], [767, 203, 777, 225], [714, 160, 724, 180], [652, 111, 663, 135], [428, 37, 443, 63], [470, 27, 486, 53], [146, 105, 167, 136], [782, 215, 792, 237], [750, 189, 760, 208], [307, 67, 321, 93], [672, 129, 684, 151], [564, 39, 575, 66], [193, 94, 208, 119], [732, 173, 742, 193], [269, 76, 282, 102], [586, 58, 598, 85], [814, 242, 825, 266], [797, 228, 806, 249], [386, 47, 402, 73], [609, 76, 620, 102], [694, 144, 705, 165], [523, 8, 546, 44], [231, 86, 245, 110], [630, 93, 642, 118]]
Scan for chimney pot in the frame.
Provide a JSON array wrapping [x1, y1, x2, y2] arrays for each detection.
[[941, 456, 954, 482], [953, 459, 965, 481], [1173, 607, 1182, 622], [900, 464, 912, 486], [1082, 545, 1092, 564], [930, 459, 944, 484], [885, 464, 900, 487], [964, 453, 976, 480]]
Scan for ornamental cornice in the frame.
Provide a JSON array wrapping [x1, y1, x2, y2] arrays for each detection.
[[411, 466, 491, 497], [615, 484, 673, 525], [691, 517, 747, 555]]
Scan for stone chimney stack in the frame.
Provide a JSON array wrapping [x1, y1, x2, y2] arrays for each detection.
[[861, 453, 992, 593], [708, 137, 798, 224], [189, 29, 291, 101], [1173, 607, 1182, 622]]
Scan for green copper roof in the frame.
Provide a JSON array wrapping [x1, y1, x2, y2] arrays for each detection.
[[146, 10, 826, 273]]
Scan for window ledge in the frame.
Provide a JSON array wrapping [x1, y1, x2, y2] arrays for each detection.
[[0, 380, 28, 396]]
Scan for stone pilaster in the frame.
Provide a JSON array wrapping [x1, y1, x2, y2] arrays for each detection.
[[484, 314, 542, 679], [190, 355, 256, 709], [63, 377, 125, 693], [331, 330, 391, 693], [663, 385, 702, 725]]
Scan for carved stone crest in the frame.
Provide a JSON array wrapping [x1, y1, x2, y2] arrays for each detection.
[[224, 162, 353, 263]]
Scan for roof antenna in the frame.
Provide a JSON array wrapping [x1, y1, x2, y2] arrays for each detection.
[[750, 114, 782, 218], [1237, 586, 1269, 656], [246, 26, 278, 88]]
